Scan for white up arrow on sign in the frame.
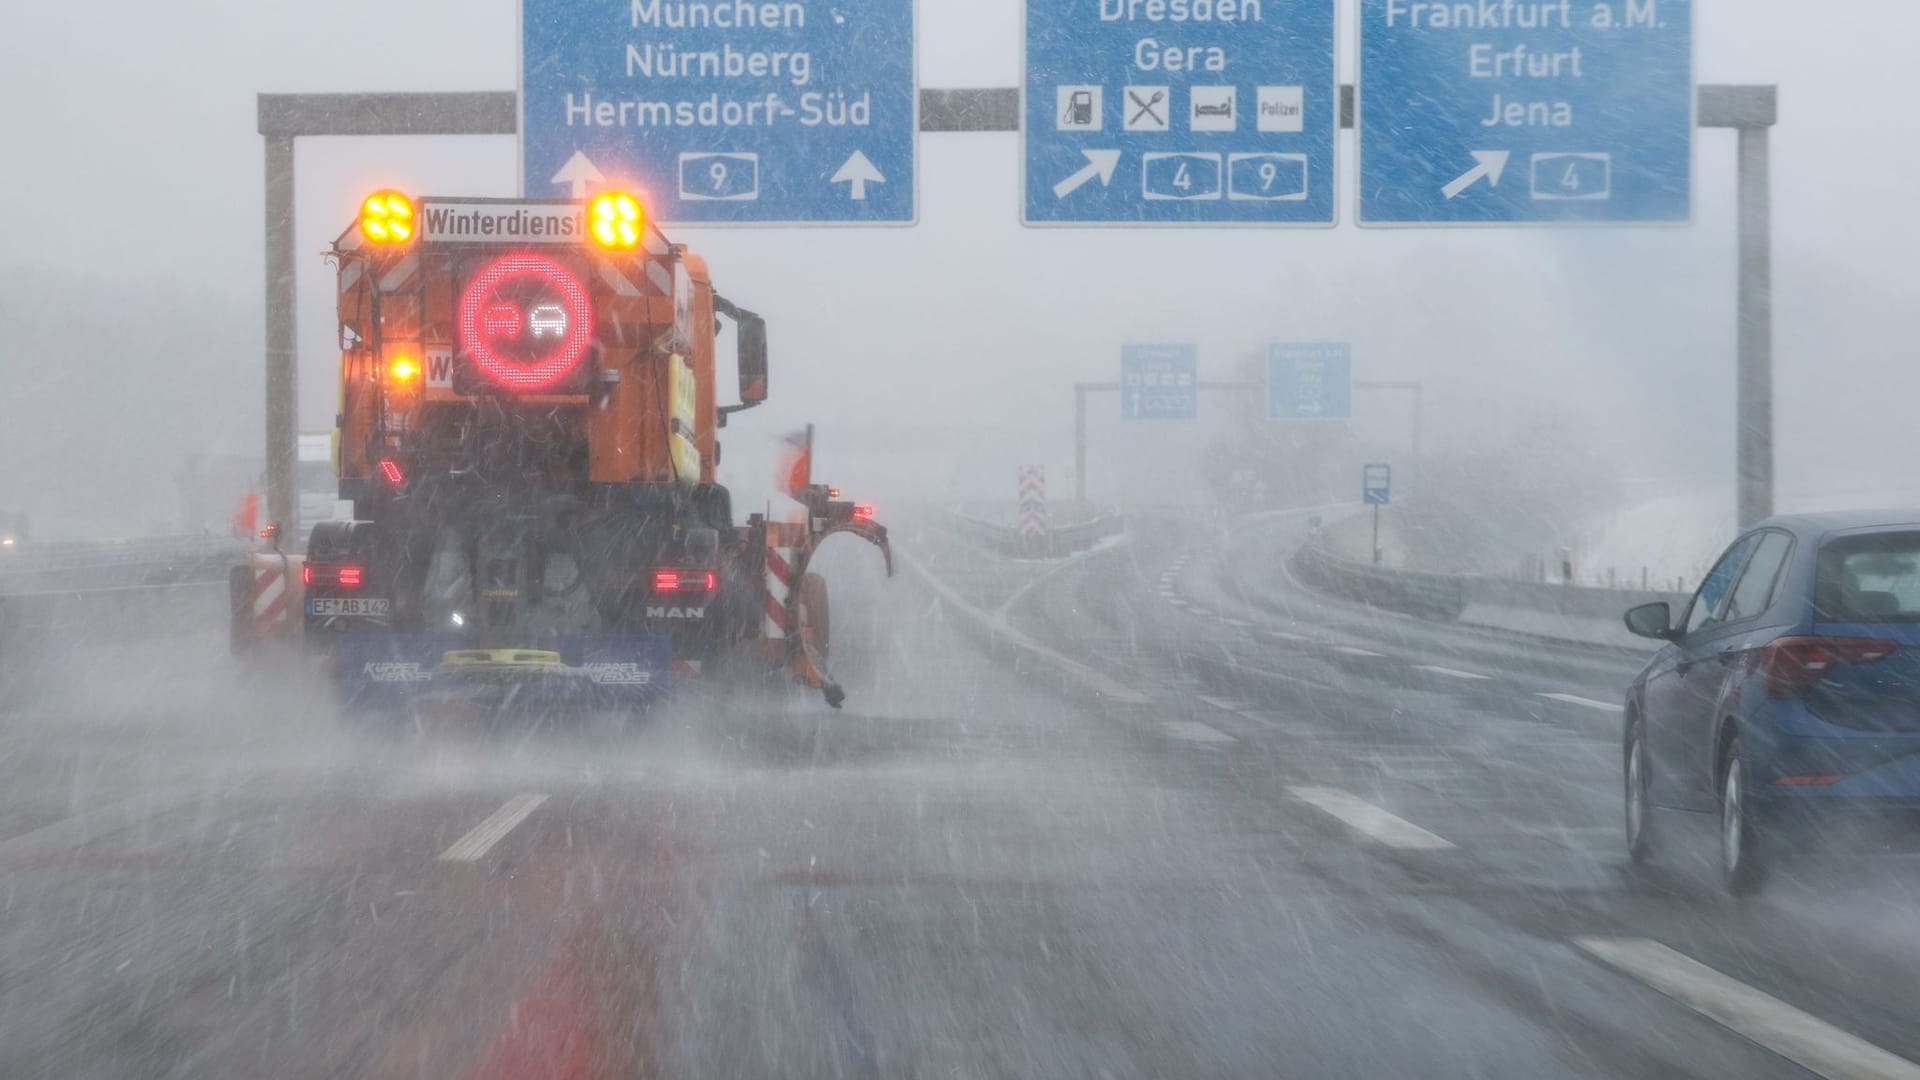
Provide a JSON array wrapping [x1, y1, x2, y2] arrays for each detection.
[[550, 151, 605, 197], [831, 151, 886, 200], [1440, 150, 1511, 200]]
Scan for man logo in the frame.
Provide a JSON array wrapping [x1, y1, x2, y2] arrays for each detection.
[[646, 606, 706, 619]]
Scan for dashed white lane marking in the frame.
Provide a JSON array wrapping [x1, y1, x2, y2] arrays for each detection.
[[438, 794, 549, 862], [1266, 631, 1311, 644], [1223, 618, 1254, 629], [1287, 786, 1456, 850], [1538, 692, 1625, 714], [1164, 721, 1237, 744], [1414, 665, 1492, 681], [1574, 937, 1920, 1080], [1331, 645, 1386, 658]]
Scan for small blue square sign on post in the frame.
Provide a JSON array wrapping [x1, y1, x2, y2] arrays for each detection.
[[1267, 342, 1351, 419], [521, 0, 917, 225], [1122, 345, 1198, 420], [1364, 464, 1392, 506], [1357, 0, 1693, 225], [1024, 0, 1337, 226]]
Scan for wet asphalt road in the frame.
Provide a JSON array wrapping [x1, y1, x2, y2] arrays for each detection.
[[2, 510, 1919, 1077]]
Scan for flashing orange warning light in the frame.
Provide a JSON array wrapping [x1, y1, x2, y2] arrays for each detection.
[[588, 191, 644, 251], [388, 356, 420, 384], [359, 190, 415, 245]]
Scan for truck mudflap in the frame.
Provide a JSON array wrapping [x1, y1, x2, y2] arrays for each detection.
[[336, 634, 673, 707]]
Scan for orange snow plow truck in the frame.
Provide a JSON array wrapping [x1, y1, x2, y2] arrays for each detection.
[[233, 190, 890, 709]]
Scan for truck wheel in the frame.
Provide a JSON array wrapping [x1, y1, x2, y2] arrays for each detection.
[[798, 572, 831, 662]]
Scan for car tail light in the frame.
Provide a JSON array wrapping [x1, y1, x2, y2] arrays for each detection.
[[1760, 636, 1898, 699], [653, 568, 717, 594], [304, 563, 365, 590], [853, 503, 875, 522], [1771, 774, 1844, 787]]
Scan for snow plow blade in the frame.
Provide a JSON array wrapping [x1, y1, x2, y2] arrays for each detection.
[[336, 635, 672, 709]]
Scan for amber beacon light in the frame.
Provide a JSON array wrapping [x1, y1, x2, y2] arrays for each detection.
[[588, 191, 644, 251], [359, 190, 415, 245]]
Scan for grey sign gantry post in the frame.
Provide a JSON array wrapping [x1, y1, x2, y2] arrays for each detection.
[[256, 92, 517, 540]]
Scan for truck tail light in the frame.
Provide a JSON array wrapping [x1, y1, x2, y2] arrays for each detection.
[[653, 568, 717, 594], [304, 563, 366, 590]]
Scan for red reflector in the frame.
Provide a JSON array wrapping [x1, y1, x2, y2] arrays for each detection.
[[653, 568, 717, 593], [379, 458, 405, 486], [1761, 636, 1899, 699], [1771, 775, 1845, 787], [853, 503, 875, 522]]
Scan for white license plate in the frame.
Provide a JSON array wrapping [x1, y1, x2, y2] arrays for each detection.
[[308, 598, 391, 617]]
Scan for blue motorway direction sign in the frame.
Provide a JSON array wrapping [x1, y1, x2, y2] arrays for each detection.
[[1364, 464, 1392, 506], [1357, 0, 1692, 225], [1267, 342, 1351, 419], [1122, 345, 1199, 419], [1025, 0, 1337, 226], [522, 0, 915, 225]]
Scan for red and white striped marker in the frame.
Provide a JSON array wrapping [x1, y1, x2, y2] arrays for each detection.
[[764, 544, 793, 640], [1018, 466, 1049, 543]]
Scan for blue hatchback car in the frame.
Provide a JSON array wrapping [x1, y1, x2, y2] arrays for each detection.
[[1623, 512, 1920, 894]]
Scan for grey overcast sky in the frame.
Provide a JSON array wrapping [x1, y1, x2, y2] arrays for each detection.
[[1, 1, 1915, 515]]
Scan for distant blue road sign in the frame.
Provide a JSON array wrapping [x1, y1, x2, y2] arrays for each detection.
[[1364, 464, 1392, 506], [521, 0, 916, 225], [1357, 0, 1692, 225], [1122, 345, 1198, 420], [1025, 0, 1337, 226], [1267, 342, 1351, 419]]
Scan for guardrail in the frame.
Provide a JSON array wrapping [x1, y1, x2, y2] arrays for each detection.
[[1293, 536, 1688, 650], [1291, 543, 1465, 621], [0, 535, 244, 575], [932, 508, 1127, 559], [0, 536, 247, 653]]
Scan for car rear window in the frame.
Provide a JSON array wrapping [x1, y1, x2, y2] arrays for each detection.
[[1815, 531, 1920, 623]]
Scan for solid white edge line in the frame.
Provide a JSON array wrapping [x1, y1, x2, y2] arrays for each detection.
[[438, 794, 550, 863], [1573, 937, 1920, 1080], [1414, 665, 1492, 681], [1539, 692, 1626, 714], [1287, 786, 1456, 850]]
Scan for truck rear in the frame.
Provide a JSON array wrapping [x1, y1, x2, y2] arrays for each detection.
[[276, 189, 887, 709]]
